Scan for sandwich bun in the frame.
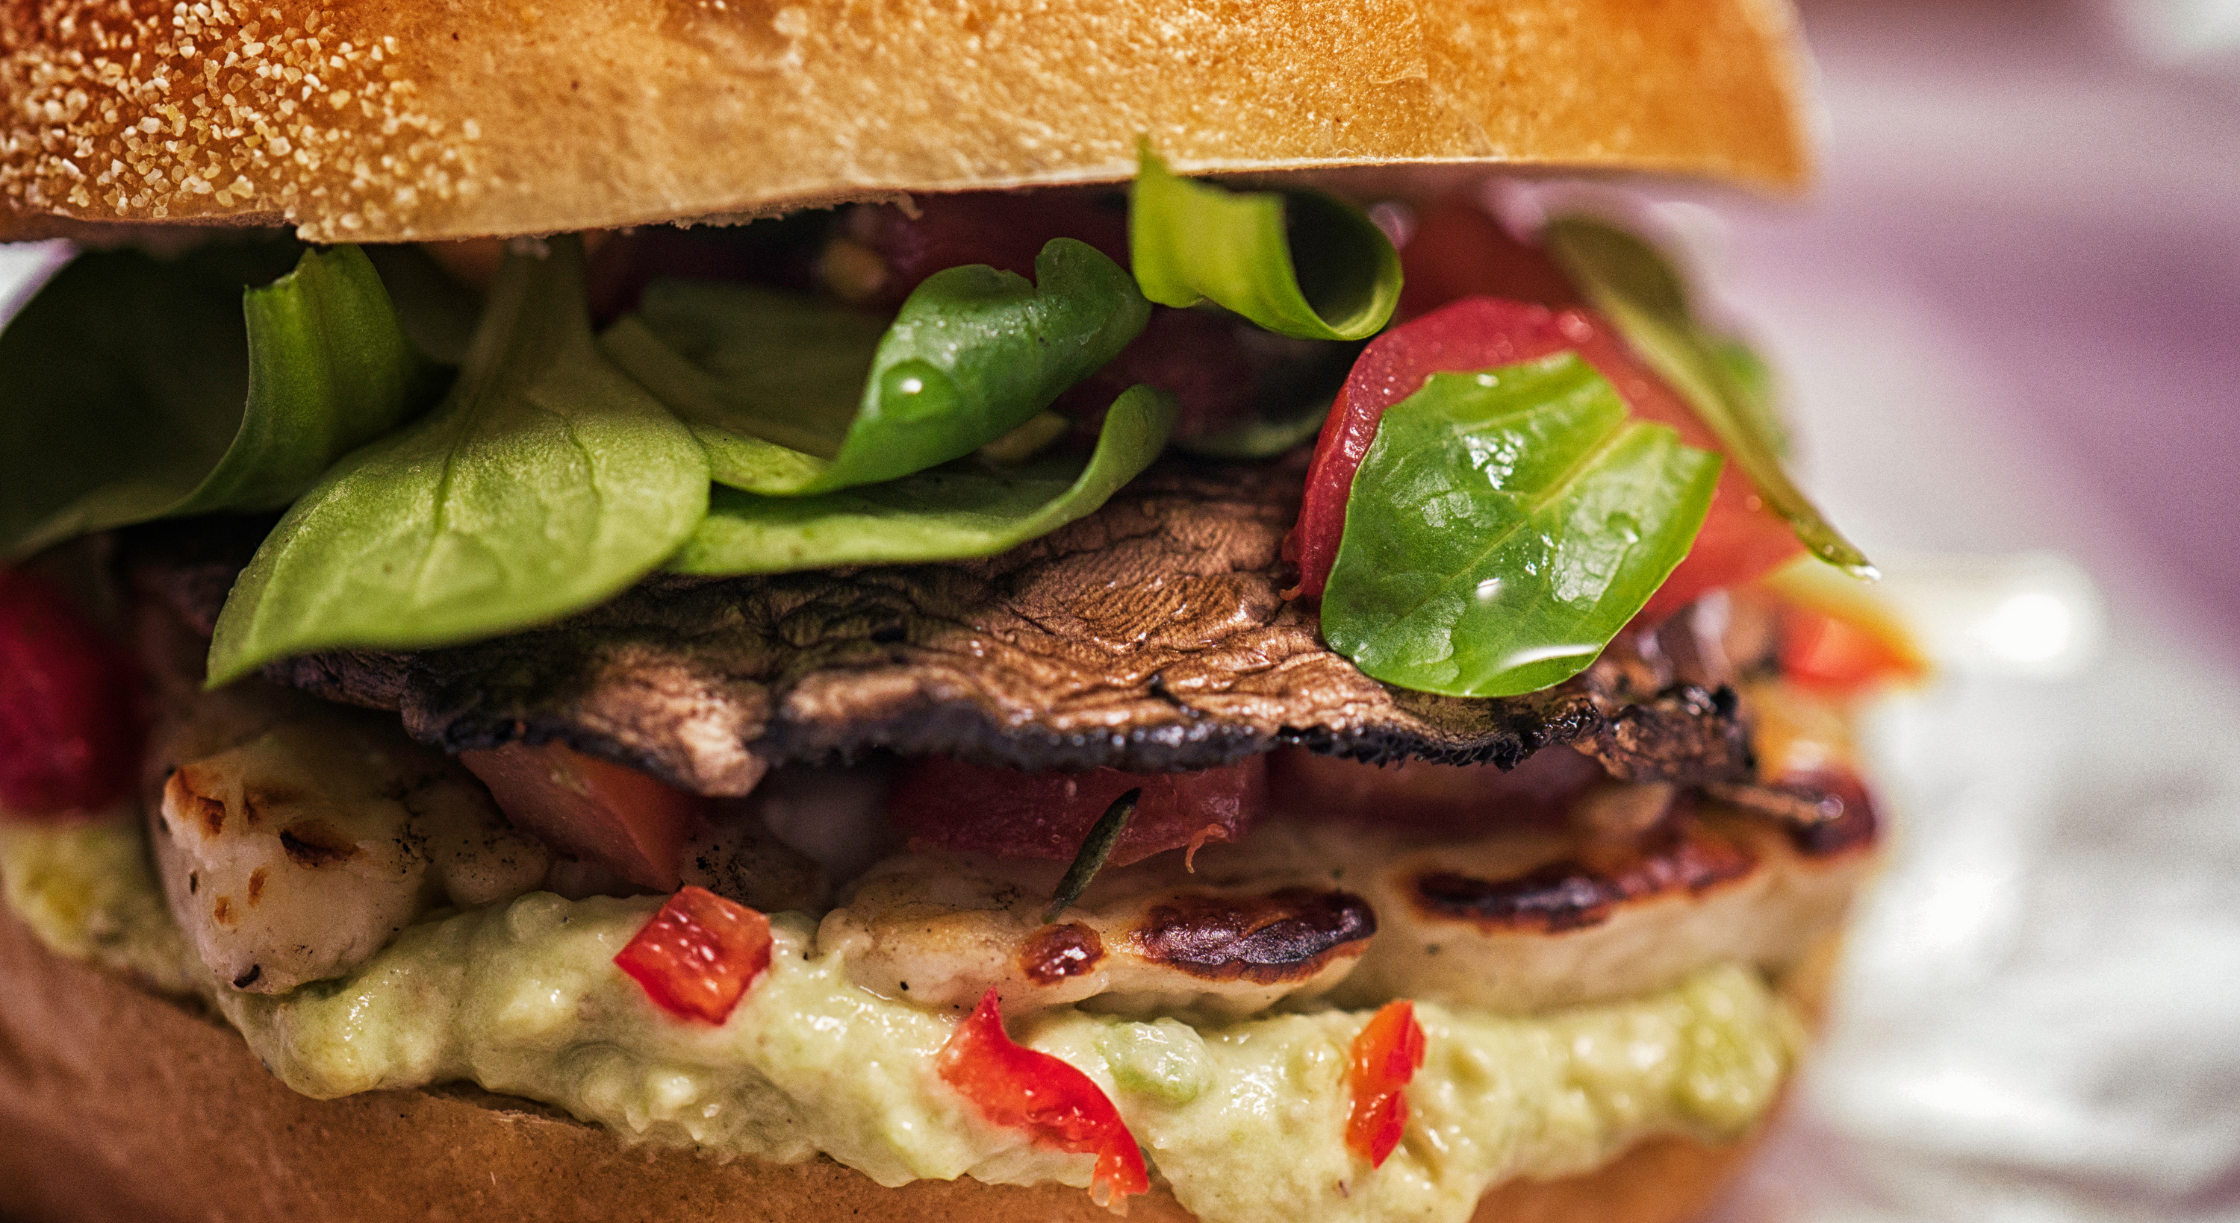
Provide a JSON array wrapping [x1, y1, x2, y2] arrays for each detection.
[[2, 0, 1808, 245], [0, 903, 1835, 1223]]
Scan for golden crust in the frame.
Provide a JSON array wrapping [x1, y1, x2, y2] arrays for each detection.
[[0, 0, 1811, 245], [0, 901, 1827, 1223]]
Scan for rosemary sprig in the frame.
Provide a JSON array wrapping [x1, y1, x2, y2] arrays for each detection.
[[1043, 788, 1141, 923]]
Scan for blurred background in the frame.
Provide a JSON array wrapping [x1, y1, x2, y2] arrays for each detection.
[[2, 0, 2234, 1219], [1684, 1, 2240, 1219]]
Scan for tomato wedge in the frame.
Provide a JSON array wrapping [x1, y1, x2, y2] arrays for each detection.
[[613, 886, 773, 1025], [1779, 603, 1928, 695], [1396, 198, 1582, 318], [1345, 1000, 1428, 1168], [460, 741, 710, 891], [888, 756, 1266, 868], [0, 568, 143, 818], [1284, 297, 1801, 618], [938, 989, 1150, 1210]]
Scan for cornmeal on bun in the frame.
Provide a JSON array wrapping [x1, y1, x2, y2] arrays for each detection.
[[0, 4, 1900, 1222]]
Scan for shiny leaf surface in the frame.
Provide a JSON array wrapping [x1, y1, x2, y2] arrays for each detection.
[[207, 237, 709, 684], [1130, 144, 1401, 341], [1321, 354, 1720, 697], [669, 385, 1175, 575]]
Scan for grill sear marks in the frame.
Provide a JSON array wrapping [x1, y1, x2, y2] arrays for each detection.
[[1128, 887, 1377, 983], [1018, 922, 1106, 984], [1709, 769, 1880, 858], [1413, 819, 1757, 934], [278, 821, 361, 869]]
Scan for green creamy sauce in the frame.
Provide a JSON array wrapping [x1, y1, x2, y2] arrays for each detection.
[[1, 818, 1802, 1223]]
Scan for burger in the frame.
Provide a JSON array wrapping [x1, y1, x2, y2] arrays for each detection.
[[0, 2, 1915, 1221]]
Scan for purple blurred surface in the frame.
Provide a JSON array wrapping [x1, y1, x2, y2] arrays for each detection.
[[1725, 0, 2240, 645], [1695, 3, 2240, 1221]]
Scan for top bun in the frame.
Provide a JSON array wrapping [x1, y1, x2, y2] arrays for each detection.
[[0, 0, 1809, 245]]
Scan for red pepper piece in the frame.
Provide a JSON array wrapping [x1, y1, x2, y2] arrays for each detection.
[[1345, 1000, 1427, 1168], [0, 568, 143, 818], [613, 886, 773, 1025], [937, 989, 1150, 1210], [1779, 603, 1927, 695], [461, 741, 711, 891], [1285, 297, 1800, 617], [888, 756, 1266, 868]]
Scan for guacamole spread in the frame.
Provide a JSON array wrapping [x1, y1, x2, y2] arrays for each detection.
[[1, 816, 1802, 1223]]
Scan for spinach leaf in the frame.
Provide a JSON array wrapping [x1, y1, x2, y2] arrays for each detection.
[[1129, 144, 1401, 342], [1321, 354, 1721, 698], [1541, 216, 1871, 577], [604, 238, 1150, 496], [670, 384, 1176, 576], [206, 236, 710, 685], [1, 242, 433, 558]]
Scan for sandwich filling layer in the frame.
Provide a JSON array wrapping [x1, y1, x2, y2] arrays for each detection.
[[2, 813, 1801, 1223]]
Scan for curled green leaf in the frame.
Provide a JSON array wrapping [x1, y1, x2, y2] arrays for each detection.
[[669, 384, 1177, 576], [1129, 143, 1401, 341], [1541, 216, 1872, 578], [1, 243, 435, 559], [1322, 354, 1722, 698], [206, 236, 710, 685], [605, 238, 1150, 496], [1045, 788, 1141, 923]]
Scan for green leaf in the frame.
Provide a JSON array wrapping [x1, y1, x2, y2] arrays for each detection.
[[669, 384, 1177, 576], [604, 238, 1150, 496], [1321, 354, 1722, 698], [1045, 788, 1141, 923], [0, 242, 434, 558], [1541, 216, 1872, 578], [206, 236, 710, 685], [1129, 143, 1401, 341]]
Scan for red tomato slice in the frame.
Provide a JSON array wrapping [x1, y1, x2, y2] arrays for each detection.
[[0, 568, 143, 818], [938, 989, 1150, 1209], [1345, 1000, 1428, 1168], [842, 191, 1129, 310], [1396, 198, 1583, 319], [613, 885, 773, 1025], [1268, 746, 1602, 837], [889, 756, 1266, 867], [1284, 297, 1801, 618], [460, 742, 710, 891]]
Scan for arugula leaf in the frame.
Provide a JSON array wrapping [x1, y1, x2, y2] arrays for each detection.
[[206, 236, 710, 685], [1541, 216, 1871, 577], [1129, 144, 1401, 341], [1321, 354, 1721, 698], [670, 384, 1177, 576], [1, 242, 434, 559], [605, 238, 1150, 496]]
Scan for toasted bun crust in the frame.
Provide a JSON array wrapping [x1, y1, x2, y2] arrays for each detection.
[[0, 902, 1831, 1223], [0, 0, 1810, 245]]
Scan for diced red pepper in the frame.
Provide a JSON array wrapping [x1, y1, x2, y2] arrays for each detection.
[[937, 989, 1150, 1210], [613, 885, 773, 1025], [0, 568, 143, 818], [1779, 603, 1928, 695], [460, 741, 710, 891], [1345, 1000, 1427, 1169], [888, 756, 1266, 868], [1284, 297, 1801, 616]]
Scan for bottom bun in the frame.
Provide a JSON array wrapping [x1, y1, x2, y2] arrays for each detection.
[[0, 903, 1820, 1223]]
